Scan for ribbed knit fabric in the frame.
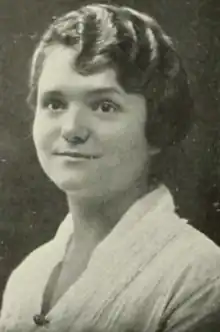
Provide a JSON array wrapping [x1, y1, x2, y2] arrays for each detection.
[[1, 186, 220, 332]]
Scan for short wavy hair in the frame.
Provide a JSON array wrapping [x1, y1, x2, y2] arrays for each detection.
[[27, 3, 193, 150]]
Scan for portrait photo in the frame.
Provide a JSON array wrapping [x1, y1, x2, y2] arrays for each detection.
[[0, 1, 220, 331]]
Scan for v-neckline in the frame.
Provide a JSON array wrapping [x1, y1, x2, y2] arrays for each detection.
[[34, 186, 175, 326], [33, 217, 74, 326]]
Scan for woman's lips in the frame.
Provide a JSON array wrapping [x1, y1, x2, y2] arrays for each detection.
[[53, 151, 101, 159]]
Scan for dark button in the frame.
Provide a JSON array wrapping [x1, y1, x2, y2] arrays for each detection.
[[33, 314, 50, 326]]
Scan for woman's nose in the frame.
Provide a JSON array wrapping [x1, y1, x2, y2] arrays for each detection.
[[61, 104, 90, 145]]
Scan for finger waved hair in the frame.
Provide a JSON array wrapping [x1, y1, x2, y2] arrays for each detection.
[[28, 3, 193, 149]]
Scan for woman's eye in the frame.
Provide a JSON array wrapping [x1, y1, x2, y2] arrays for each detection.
[[92, 100, 120, 114], [43, 98, 67, 112]]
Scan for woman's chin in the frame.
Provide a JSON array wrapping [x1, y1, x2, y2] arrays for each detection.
[[54, 178, 89, 193], [51, 177, 95, 196]]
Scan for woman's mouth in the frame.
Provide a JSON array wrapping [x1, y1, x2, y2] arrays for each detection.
[[54, 151, 101, 160]]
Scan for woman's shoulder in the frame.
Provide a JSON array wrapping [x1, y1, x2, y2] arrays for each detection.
[[5, 213, 72, 284], [154, 186, 220, 258], [159, 223, 220, 331], [171, 214, 220, 271], [145, 187, 220, 286], [0, 214, 73, 325]]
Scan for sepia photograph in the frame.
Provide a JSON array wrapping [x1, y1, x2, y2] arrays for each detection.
[[0, 0, 220, 331]]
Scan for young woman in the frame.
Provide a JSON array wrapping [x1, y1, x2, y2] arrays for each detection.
[[1, 4, 220, 332]]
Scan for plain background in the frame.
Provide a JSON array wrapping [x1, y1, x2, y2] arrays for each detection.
[[0, 0, 220, 303]]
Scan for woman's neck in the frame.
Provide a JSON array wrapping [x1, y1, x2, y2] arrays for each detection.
[[66, 183, 148, 251]]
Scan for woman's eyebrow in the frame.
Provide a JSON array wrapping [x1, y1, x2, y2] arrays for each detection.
[[85, 87, 124, 98], [39, 87, 124, 101], [40, 90, 65, 100]]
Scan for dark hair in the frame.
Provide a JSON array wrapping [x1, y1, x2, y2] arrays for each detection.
[[27, 3, 193, 150]]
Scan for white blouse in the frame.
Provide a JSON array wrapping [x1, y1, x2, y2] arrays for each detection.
[[1, 186, 220, 332]]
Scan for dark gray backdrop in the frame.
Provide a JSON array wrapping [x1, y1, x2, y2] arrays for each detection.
[[0, 0, 220, 303]]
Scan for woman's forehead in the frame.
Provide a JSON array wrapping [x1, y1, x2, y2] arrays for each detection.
[[38, 45, 126, 97]]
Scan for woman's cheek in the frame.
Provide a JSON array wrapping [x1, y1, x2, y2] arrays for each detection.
[[33, 117, 56, 151]]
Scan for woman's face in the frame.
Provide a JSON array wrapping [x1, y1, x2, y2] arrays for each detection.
[[33, 45, 153, 199]]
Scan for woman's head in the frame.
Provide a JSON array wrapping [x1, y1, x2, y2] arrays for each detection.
[[30, 4, 193, 198], [28, 3, 193, 150]]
